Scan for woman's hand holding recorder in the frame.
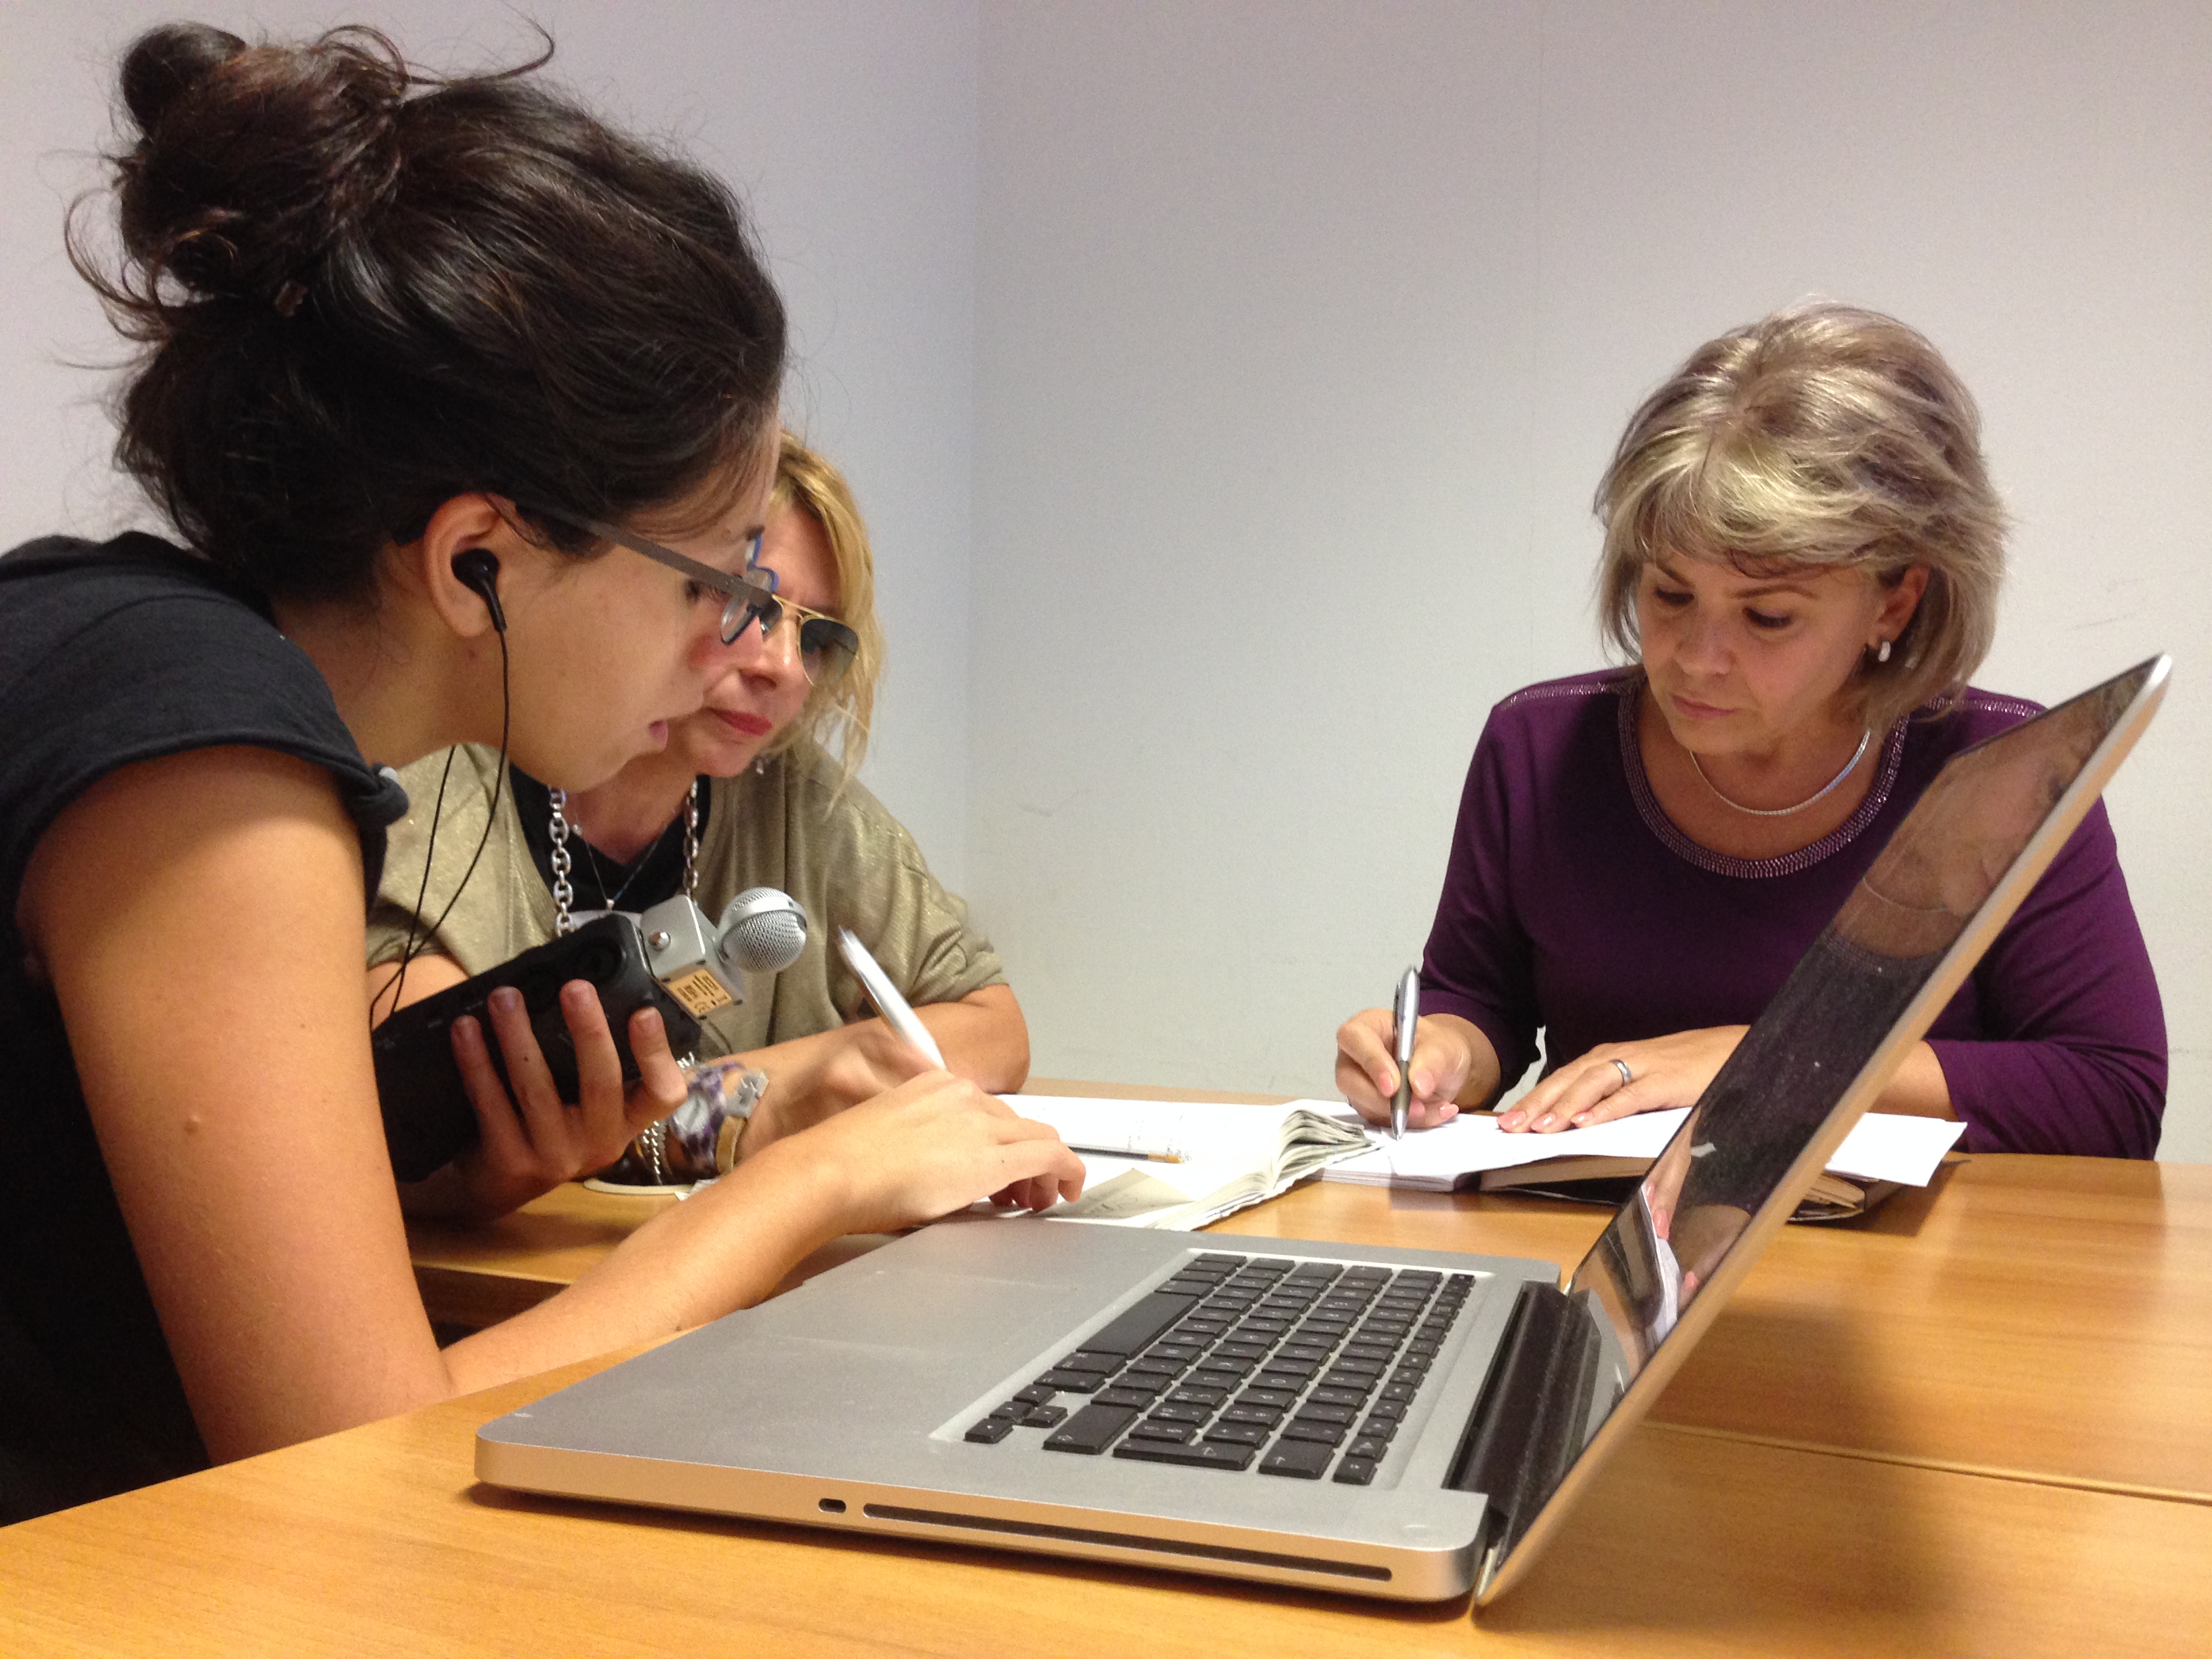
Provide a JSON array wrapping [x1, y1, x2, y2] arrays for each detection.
[[445, 981, 689, 1217]]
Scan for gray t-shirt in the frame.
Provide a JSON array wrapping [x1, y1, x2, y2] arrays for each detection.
[[367, 743, 1005, 1060]]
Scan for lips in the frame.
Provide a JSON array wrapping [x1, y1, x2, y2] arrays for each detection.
[[1669, 692, 1736, 720], [713, 708, 775, 738]]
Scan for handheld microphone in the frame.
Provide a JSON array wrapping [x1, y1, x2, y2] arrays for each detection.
[[716, 886, 811, 975]]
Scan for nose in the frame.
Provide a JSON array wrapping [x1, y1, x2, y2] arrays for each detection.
[[750, 612, 808, 683], [1675, 605, 1733, 675]]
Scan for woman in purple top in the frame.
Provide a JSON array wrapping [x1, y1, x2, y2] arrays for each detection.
[[1336, 303, 2165, 1158]]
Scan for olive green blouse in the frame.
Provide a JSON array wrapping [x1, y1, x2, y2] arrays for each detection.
[[365, 743, 1006, 1060]]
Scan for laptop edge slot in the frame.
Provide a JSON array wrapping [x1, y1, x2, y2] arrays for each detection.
[[859, 1502, 1393, 1582]]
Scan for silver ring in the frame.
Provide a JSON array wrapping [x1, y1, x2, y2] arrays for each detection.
[[1612, 1058, 1633, 1089]]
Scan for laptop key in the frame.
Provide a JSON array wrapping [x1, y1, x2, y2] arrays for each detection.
[[1114, 1439, 1256, 1471], [1035, 1370, 1109, 1393], [1222, 1404, 1283, 1426], [1346, 1435, 1388, 1460], [1057, 1351, 1120, 1372], [1202, 1422, 1269, 1446], [1151, 1403, 1211, 1425], [1168, 1385, 1229, 1407], [1024, 1406, 1070, 1429], [1128, 1418, 1196, 1443], [1238, 1387, 1298, 1410], [1094, 1386, 1158, 1408], [1015, 1385, 1057, 1406], [1364, 1399, 1407, 1422], [1082, 1293, 1202, 1357], [1281, 1419, 1347, 1447], [1258, 1439, 1335, 1479], [1042, 1402, 1141, 1454], [1332, 1456, 1377, 1486], [1291, 1401, 1354, 1426], [964, 1418, 1015, 1444]]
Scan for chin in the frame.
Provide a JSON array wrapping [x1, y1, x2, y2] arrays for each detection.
[[673, 739, 762, 779]]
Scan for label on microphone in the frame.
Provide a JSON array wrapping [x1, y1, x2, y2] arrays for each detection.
[[660, 967, 735, 1018]]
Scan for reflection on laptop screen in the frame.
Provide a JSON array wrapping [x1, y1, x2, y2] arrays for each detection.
[[1472, 656, 2167, 1600]]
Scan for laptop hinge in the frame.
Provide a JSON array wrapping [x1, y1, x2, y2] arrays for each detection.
[[1446, 1279, 1601, 1570]]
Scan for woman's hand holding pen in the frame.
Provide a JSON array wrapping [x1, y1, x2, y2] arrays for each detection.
[[1334, 1008, 1490, 1132]]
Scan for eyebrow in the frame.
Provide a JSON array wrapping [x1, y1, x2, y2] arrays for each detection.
[[1652, 561, 1817, 601]]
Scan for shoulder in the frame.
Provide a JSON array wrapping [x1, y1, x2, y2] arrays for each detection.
[[770, 744, 916, 853], [1906, 685, 2048, 764], [1471, 668, 1636, 777], [1, 535, 404, 904], [1488, 668, 1637, 744]]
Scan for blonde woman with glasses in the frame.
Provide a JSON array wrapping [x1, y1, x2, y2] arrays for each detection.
[[370, 432, 1029, 1218], [1336, 302, 2165, 1158]]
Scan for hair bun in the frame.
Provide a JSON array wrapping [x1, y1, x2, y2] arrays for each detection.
[[113, 24, 409, 306], [119, 23, 248, 138]]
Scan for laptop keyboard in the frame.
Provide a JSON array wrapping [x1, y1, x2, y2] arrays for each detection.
[[962, 1252, 1476, 1484]]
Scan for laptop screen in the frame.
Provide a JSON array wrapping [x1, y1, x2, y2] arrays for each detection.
[[1477, 655, 2167, 1600]]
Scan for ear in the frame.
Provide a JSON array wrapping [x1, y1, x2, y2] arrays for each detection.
[[1875, 563, 1932, 645], [397, 495, 527, 642]]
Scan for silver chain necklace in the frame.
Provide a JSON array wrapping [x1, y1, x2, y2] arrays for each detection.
[[546, 779, 702, 935], [1689, 728, 1872, 818]]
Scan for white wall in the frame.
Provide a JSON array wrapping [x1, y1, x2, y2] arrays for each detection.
[[0, 0, 981, 885], [7, 3, 2206, 1159], [970, 1, 2212, 1159]]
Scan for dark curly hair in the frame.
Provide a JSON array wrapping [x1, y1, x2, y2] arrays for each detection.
[[69, 22, 787, 601]]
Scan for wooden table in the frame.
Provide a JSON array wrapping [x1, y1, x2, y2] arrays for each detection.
[[5, 1354, 2209, 1656], [409, 1082, 2212, 1504], [12, 1084, 2204, 1654]]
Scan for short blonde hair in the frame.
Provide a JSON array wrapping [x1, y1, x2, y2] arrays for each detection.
[[1594, 302, 2007, 731], [762, 432, 885, 781]]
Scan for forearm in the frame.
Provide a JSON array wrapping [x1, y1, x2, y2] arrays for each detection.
[[1873, 1042, 1957, 1120], [439, 1133, 848, 1391], [916, 985, 1029, 1092]]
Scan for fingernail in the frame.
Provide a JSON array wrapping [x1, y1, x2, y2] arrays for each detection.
[[491, 986, 520, 1014], [1534, 1115, 1555, 1130], [1573, 1112, 1591, 1125], [638, 1008, 663, 1038], [1501, 1111, 1523, 1129]]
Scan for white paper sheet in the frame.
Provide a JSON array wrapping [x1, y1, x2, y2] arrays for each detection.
[[1321, 1107, 1965, 1190]]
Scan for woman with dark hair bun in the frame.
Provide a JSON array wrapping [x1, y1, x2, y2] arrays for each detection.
[[0, 23, 1080, 1523]]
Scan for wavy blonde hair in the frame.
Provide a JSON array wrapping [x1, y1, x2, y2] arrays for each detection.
[[1595, 302, 2008, 731], [760, 432, 886, 783]]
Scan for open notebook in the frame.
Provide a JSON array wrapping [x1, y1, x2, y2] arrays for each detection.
[[997, 1095, 1372, 1229]]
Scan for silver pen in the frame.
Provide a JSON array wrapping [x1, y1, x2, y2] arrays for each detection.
[[1391, 967, 1420, 1141], [838, 927, 946, 1068]]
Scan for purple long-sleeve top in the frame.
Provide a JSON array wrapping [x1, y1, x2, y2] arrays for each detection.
[[1420, 670, 2167, 1158]]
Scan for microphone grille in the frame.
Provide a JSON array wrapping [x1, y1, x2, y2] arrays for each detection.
[[716, 886, 810, 975]]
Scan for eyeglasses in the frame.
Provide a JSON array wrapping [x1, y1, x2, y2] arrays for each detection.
[[512, 500, 777, 646], [754, 590, 861, 687]]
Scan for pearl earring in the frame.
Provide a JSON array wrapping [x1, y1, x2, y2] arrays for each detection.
[[1876, 639, 1892, 664]]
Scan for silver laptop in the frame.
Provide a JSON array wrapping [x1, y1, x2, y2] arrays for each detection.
[[478, 656, 2168, 1605]]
